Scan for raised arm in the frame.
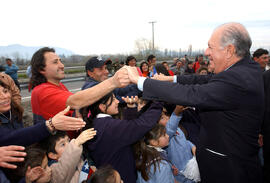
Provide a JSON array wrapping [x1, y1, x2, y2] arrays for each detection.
[[0, 107, 86, 146], [66, 67, 130, 109], [104, 102, 163, 146], [166, 106, 185, 139]]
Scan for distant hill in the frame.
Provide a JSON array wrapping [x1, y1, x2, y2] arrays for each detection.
[[0, 44, 74, 59]]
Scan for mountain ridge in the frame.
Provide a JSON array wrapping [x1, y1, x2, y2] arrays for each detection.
[[0, 44, 74, 59]]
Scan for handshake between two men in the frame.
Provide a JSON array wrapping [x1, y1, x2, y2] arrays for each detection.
[[112, 66, 174, 89]]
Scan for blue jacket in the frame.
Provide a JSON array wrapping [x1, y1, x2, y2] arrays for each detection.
[[0, 121, 50, 146], [136, 160, 175, 183], [5, 64, 18, 80], [82, 76, 141, 103], [87, 102, 163, 183], [165, 112, 195, 183]]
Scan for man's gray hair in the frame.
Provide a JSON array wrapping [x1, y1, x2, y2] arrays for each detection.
[[220, 23, 252, 58]]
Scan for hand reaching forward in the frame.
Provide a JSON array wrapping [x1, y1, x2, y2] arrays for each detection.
[[174, 105, 189, 116], [152, 73, 174, 82], [0, 145, 26, 169], [74, 128, 97, 146], [122, 96, 138, 108], [125, 66, 140, 84], [112, 67, 130, 88], [46, 106, 86, 132]]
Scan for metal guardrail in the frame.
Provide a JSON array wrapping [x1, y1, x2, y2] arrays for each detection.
[[18, 66, 85, 73], [20, 76, 85, 89]]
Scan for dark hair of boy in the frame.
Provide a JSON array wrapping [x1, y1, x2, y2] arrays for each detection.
[[24, 144, 46, 169], [11, 144, 47, 181], [197, 67, 208, 74], [44, 131, 67, 154], [134, 124, 168, 181], [87, 165, 117, 183]]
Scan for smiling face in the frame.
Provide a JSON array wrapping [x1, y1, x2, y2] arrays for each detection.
[[0, 85, 11, 113], [141, 63, 149, 72], [40, 52, 65, 85], [254, 54, 269, 69], [88, 65, 109, 82], [205, 28, 228, 74], [99, 94, 119, 115], [128, 59, 137, 67]]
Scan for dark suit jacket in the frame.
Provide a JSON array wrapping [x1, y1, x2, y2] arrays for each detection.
[[262, 70, 270, 183], [142, 57, 264, 183]]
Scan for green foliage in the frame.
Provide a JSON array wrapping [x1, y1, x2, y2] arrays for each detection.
[[18, 73, 28, 79]]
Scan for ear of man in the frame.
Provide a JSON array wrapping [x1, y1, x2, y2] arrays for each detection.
[[225, 44, 236, 60]]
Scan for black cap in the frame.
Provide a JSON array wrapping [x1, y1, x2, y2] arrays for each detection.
[[85, 56, 106, 71]]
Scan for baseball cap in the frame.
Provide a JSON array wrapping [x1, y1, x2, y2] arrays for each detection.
[[85, 56, 106, 71]]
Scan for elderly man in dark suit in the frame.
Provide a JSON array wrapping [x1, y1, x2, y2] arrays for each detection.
[[126, 22, 264, 183]]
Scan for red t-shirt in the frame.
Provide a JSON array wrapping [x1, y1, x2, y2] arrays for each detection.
[[31, 82, 73, 120], [193, 61, 201, 73], [168, 70, 174, 76]]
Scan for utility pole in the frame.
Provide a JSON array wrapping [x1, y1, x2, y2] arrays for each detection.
[[149, 21, 156, 53]]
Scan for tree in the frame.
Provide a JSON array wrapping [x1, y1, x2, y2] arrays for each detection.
[[134, 38, 152, 57]]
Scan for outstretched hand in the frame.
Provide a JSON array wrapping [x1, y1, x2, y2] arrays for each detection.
[[174, 105, 189, 116], [112, 67, 130, 88], [74, 128, 97, 146], [49, 106, 86, 131], [152, 73, 174, 82], [125, 66, 140, 84], [122, 96, 138, 108], [0, 145, 26, 169]]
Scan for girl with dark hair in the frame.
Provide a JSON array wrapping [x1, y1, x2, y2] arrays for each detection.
[[134, 124, 175, 183], [155, 63, 170, 76], [162, 62, 174, 76], [140, 62, 149, 77], [80, 92, 163, 183]]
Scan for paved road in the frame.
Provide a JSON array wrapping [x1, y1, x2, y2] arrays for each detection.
[[21, 81, 85, 102]]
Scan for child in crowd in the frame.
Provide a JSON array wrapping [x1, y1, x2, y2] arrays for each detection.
[[79, 92, 163, 183], [19, 144, 51, 183], [87, 165, 123, 183], [45, 129, 97, 183], [160, 105, 200, 183], [134, 124, 176, 183]]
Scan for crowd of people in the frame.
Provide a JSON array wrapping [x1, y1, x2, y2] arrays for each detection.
[[0, 22, 269, 183]]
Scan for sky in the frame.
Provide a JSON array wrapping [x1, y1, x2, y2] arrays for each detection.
[[1, 0, 270, 55]]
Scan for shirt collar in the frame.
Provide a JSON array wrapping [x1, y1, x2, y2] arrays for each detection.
[[147, 145, 166, 153], [96, 113, 112, 118]]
